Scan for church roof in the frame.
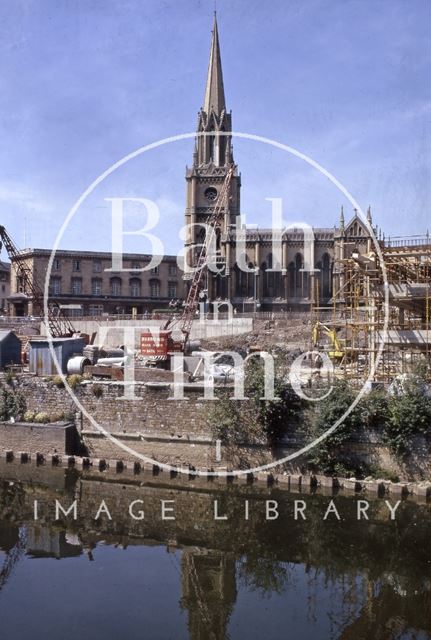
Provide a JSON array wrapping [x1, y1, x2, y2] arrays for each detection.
[[231, 227, 337, 240], [203, 14, 226, 116]]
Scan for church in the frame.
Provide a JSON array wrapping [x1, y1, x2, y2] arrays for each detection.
[[184, 15, 376, 312], [7, 14, 377, 318]]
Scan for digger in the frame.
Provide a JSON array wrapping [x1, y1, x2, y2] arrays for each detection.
[[311, 321, 345, 362]]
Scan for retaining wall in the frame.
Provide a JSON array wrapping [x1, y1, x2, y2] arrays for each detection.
[[39, 317, 253, 345], [3, 376, 431, 481], [0, 422, 78, 455]]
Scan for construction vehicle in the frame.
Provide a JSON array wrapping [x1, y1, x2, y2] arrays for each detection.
[[141, 165, 235, 360], [172, 164, 234, 343], [0, 225, 76, 337], [312, 320, 345, 361]]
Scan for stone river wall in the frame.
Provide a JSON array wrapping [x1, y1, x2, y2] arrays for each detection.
[[1, 375, 431, 481]]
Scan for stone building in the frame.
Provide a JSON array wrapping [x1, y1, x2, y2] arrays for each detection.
[[0, 261, 10, 314], [9, 249, 184, 317], [185, 15, 377, 311], [8, 15, 377, 317]]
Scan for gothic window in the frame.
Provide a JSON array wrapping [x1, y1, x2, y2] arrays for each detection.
[[209, 135, 215, 162], [263, 253, 282, 298], [288, 261, 295, 297], [322, 253, 331, 298], [295, 254, 304, 298], [215, 274, 227, 298], [235, 256, 255, 298]]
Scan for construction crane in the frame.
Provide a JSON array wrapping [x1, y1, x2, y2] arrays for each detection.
[[165, 165, 235, 347], [0, 225, 76, 337], [0, 526, 27, 592]]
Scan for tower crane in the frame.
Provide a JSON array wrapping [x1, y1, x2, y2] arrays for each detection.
[[0, 225, 76, 337]]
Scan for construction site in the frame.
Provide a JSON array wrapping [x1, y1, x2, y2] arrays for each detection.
[[309, 234, 431, 387]]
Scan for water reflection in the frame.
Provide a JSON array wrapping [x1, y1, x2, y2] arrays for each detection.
[[0, 467, 431, 639]]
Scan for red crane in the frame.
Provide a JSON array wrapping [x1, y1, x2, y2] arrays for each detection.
[[165, 164, 234, 346]]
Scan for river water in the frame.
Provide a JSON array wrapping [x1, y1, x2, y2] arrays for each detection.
[[0, 465, 430, 639]]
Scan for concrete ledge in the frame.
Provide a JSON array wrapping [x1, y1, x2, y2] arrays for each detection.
[[0, 447, 430, 501], [388, 483, 409, 496], [413, 482, 431, 497]]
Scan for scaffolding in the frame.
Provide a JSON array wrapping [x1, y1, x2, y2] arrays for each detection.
[[311, 237, 431, 385]]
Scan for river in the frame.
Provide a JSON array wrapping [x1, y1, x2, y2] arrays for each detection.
[[0, 464, 430, 639]]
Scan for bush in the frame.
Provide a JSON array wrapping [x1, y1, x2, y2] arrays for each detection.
[[366, 465, 400, 483], [0, 384, 26, 422], [67, 374, 83, 390], [49, 413, 65, 423], [244, 355, 303, 445], [207, 396, 265, 445], [4, 370, 14, 386], [385, 377, 431, 456], [52, 375, 65, 388], [23, 410, 36, 422], [207, 355, 303, 447], [307, 380, 363, 474], [92, 384, 103, 398], [34, 412, 50, 424]]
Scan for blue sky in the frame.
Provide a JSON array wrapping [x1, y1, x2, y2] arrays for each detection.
[[0, 0, 430, 258]]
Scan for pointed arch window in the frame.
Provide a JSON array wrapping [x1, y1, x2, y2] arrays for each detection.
[[263, 253, 282, 298]]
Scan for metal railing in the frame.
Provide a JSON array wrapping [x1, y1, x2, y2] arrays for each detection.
[[385, 234, 430, 248]]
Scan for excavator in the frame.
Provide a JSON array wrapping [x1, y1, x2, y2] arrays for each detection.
[[0, 225, 76, 338], [312, 320, 345, 361]]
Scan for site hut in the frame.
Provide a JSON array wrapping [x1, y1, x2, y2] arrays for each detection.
[[28, 337, 86, 375], [0, 330, 22, 370]]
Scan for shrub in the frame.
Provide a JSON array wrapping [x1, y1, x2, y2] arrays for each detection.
[[366, 465, 400, 483], [23, 410, 36, 422], [67, 374, 83, 390], [34, 412, 50, 424], [385, 377, 431, 456], [4, 370, 14, 386], [53, 375, 65, 388], [0, 384, 26, 421], [92, 384, 103, 398], [307, 380, 363, 474], [244, 355, 303, 445], [207, 355, 303, 447], [49, 413, 65, 423]]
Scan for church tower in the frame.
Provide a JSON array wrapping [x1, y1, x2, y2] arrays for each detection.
[[184, 14, 241, 300]]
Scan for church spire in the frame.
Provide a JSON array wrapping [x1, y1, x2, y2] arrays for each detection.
[[203, 13, 226, 116], [339, 206, 345, 232]]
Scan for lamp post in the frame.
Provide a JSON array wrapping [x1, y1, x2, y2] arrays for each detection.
[[253, 267, 260, 315]]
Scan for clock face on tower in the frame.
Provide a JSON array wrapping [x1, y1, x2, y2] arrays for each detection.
[[204, 187, 218, 201]]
